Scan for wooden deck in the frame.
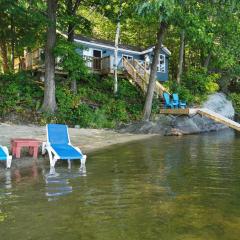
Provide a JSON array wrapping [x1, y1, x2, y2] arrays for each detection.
[[160, 108, 192, 115], [160, 107, 240, 132]]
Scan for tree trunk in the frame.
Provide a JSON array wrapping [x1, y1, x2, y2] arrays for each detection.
[[11, 39, 14, 70], [41, 0, 57, 113], [11, 17, 15, 71], [66, 0, 81, 94], [68, 21, 77, 93], [176, 30, 185, 84], [113, 0, 122, 96], [0, 40, 9, 73], [142, 22, 168, 121], [203, 53, 211, 70], [114, 20, 120, 95]]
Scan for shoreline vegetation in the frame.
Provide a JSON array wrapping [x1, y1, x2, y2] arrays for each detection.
[[0, 72, 238, 129]]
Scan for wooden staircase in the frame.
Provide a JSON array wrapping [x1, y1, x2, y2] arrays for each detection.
[[122, 58, 170, 97]]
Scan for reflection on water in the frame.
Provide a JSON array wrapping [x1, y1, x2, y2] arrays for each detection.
[[43, 166, 86, 200], [0, 130, 240, 240]]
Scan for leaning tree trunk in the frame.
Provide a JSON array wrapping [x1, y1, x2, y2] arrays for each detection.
[[0, 40, 9, 73], [41, 0, 57, 113], [142, 21, 168, 121], [176, 30, 185, 84]]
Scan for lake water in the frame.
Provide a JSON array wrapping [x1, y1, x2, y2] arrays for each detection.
[[0, 130, 240, 240]]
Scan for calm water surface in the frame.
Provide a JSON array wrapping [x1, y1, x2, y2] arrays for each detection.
[[0, 130, 240, 240]]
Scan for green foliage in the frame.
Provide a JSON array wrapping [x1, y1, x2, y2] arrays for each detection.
[[54, 39, 88, 81], [137, 0, 175, 22], [0, 0, 46, 71], [229, 93, 240, 114], [0, 72, 43, 116], [54, 77, 144, 128], [165, 68, 220, 104], [0, 72, 144, 128]]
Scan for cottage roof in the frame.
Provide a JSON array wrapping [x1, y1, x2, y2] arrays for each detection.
[[73, 34, 171, 56]]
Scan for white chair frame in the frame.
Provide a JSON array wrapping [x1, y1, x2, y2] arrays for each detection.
[[42, 125, 87, 171], [0, 145, 12, 169]]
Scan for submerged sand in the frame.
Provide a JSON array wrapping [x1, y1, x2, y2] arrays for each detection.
[[0, 123, 155, 172]]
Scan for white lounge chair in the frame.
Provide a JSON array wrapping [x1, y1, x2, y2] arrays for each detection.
[[0, 146, 12, 168], [42, 124, 87, 171]]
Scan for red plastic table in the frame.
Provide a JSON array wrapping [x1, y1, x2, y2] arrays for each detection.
[[11, 138, 41, 159]]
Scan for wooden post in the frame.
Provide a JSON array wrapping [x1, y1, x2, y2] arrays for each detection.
[[133, 69, 137, 82]]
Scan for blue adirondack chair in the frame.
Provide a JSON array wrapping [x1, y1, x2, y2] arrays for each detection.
[[163, 92, 177, 109], [172, 93, 187, 109], [42, 124, 87, 171], [0, 146, 12, 168]]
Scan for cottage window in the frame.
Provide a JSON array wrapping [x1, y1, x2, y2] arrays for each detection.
[[122, 54, 133, 61], [157, 54, 165, 73]]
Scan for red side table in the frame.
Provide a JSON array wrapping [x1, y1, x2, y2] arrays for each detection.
[[11, 138, 41, 159]]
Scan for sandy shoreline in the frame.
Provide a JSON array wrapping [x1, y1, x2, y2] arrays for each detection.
[[0, 123, 156, 172]]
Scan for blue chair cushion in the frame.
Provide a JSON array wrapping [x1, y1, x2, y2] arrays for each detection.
[[0, 147, 7, 161], [47, 124, 70, 145], [51, 144, 83, 160]]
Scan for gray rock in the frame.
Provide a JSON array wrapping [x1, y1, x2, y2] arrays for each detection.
[[203, 92, 234, 118], [119, 92, 235, 135]]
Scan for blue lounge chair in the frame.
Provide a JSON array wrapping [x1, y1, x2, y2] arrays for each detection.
[[0, 146, 12, 168], [42, 124, 87, 171], [163, 92, 177, 109], [172, 93, 187, 109]]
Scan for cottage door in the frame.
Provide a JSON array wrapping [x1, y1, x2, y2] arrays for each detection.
[[93, 50, 102, 70]]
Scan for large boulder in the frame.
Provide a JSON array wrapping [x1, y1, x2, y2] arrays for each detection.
[[202, 92, 234, 118]]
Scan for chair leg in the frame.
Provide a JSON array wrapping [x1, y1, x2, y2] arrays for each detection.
[[2, 147, 12, 169], [52, 157, 57, 168], [47, 149, 57, 168], [6, 156, 12, 169], [67, 159, 71, 169], [49, 166, 56, 175], [15, 146, 21, 158], [79, 155, 87, 173], [33, 146, 38, 159], [42, 142, 47, 155]]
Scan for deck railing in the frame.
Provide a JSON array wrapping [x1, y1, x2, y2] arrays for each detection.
[[83, 55, 102, 71], [14, 49, 121, 76], [122, 58, 169, 97], [14, 49, 44, 71], [14, 48, 63, 71], [101, 56, 113, 74]]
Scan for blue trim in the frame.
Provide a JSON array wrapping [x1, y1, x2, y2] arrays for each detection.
[[76, 42, 169, 81]]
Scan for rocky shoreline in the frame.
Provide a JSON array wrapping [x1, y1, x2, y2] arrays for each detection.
[[119, 93, 236, 136]]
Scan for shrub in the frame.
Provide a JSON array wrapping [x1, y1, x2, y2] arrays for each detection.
[[0, 72, 43, 116], [182, 67, 219, 101], [0, 72, 145, 128], [229, 93, 240, 114], [165, 68, 220, 104]]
